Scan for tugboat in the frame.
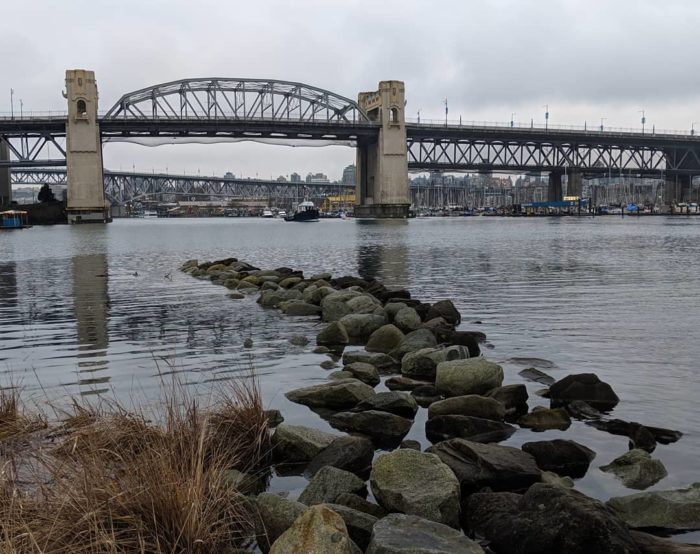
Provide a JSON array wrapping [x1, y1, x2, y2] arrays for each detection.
[[284, 200, 319, 222]]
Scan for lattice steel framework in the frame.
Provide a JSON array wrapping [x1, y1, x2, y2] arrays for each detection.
[[11, 168, 355, 205], [0, 132, 66, 168], [104, 78, 370, 124], [406, 135, 700, 175]]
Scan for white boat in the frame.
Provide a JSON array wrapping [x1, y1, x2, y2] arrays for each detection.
[[143, 210, 158, 218], [262, 209, 274, 218]]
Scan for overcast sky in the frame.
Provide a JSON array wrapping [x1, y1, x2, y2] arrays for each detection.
[[3, 0, 700, 180]]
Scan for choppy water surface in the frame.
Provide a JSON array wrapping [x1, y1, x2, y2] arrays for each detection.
[[2, 216, 700, 529]]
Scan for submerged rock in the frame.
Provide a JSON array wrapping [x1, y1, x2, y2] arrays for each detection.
[[370, 449, 461, 528], [288, 334, 310, 346], [385, 375, 432, 391], [354, 391, 419, 418], [285, 379, 375, 410], [587, 418, 682, 452], [519, 367, 556, 385], [426, 299, 462, 326], [521, 439, 596, 478], [518, 407, 572, 431], [600, 449, 668, 490], [427, 439, 540, 494], [549, 373, 620, 411], [367, 514, 484, 554], [607, 482, 700, 530], [485, 384, 529, 418], [466, 484, 640, 554], [282, 301, 322, 317], [342, 350, 398, 371], [426, 415, 516, 444]]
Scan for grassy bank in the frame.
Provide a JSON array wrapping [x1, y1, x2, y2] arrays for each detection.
[[0, 380, 270, 553]]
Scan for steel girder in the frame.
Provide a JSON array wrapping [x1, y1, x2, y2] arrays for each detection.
[[406, 135, 700, 175], [0, 133, 66, 168], [11, 168, 355, 205], [104, 78, 370, 125]]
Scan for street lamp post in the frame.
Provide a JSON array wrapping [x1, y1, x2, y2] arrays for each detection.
[[544, 104, 549, 130], [417, 109, 421, 124], [692, 122, 697, 136], [510, 112, 516, 128], [10, 88, 14, 119], [600, 117, 607, 132], [639, 110, 646, 134], [19, 99, 23, 118], [444, 99, 448, 127]]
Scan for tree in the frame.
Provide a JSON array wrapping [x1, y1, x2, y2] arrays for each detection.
[[37, 183, 56, 203]]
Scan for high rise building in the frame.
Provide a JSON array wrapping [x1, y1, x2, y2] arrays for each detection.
[[342, 164, 356, 185], [290, 172, 301, 183]]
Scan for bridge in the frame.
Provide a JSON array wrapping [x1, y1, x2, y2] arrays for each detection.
[[11, 167, 354, 206], [2, 70, 700, 222]]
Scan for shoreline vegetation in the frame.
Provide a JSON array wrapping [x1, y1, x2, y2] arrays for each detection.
[[178, 256, 698, 553]]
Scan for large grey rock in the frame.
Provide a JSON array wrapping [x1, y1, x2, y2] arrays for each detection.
[[258, 288, 304, 308], [389, 329, 439, 361], [629, 530, 700, 553], [321, 289, 363, 322], [607, 482, 700, 530], [435, 358, 504, 397], [426, 299, 462, 326], [385, 375, 432, 391], [298, 466, 366, 505], [366, 324, 405, 354], [306, 435, 375, 477], [384, 302, 409, 322], [394, 307, 423, 333], [426, 415, 515, 444], [342, 350, 398, 371], [255, 492, 307, 553], [428, 395, 505, 421], [427, 438, 540, 494], [370, 449, 461, 528], [521, 439, 596, 478], [517, 407, 572, 431], [367, 513, 484, 554], [269, 504, 356, 554], [354, 391, 419, 418], [281, 301, 322, 316], [600, 449, 668, 490], [322, 503, 377, 550], [485, 384, 529, 418], [304, 285, 335, 305], [330, 410, 413, 446], [466, 484, 641, 554], [271, 424, 339, 463], [335, 493, 388, 519], [316, 321, 350, 346], [346, 294, 382, 314], [343, 361, 380, 386], [549, 373, 620, 411], [285, 379, 375, 409], [401, 346, 469, 380], [339, 313, 387, 343]]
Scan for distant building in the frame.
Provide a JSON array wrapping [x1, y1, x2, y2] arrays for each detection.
[[305, 172, 330, 184], [277, 175, 287, 182], [342, 164, 356, 185], [224, 172, 235, 179], [290, 172, 301, 183]]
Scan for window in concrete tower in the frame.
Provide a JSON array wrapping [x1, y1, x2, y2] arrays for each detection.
[[77, 99, 87, 116], [390, 107, 399, 124]]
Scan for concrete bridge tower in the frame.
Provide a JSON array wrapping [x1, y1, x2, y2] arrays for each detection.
[[65, 69, 109, 223], [0, 141, 10, 205], [355, 81, 410, 218]]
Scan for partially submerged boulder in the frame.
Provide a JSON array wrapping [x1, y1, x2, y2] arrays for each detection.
[[549, 373, 620, 411], [521, 439, 596, 478], [285, 379, 375, 410], [271, 424, 339, 463], [435, 359, 504, 397], [600, 449, 668, 490], [607, 482, 700, 530]]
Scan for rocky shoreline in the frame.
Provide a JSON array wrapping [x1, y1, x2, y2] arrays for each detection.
[[182, 257, 699, 553]]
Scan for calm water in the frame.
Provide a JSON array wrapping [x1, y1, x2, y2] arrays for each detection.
[[2, 216, 700, 528]]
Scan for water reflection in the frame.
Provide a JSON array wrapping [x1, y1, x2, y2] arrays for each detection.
[[356, 220, 409, 285], [72, 254, 109, 395]]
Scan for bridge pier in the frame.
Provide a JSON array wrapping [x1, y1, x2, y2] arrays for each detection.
[[355, 81, 410, 218], [548, 171, 563, 202], [0, 140, 10, 206], [65, 70, 110, 224], [567, 171, 583, 199], [664, 174, 692, 207]]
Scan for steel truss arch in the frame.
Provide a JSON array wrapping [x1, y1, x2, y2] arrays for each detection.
[[104, 78, 370, 124]]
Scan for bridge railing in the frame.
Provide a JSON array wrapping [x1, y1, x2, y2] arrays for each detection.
[[406, 118, 700, 139]]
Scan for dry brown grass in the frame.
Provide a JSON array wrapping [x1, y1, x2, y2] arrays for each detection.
[[0, 378, 271, 553]]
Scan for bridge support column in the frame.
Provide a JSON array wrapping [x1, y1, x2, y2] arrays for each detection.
[[355, 81, 409, 218], [567, 171, 583, 199], [548, 170, 563, 202], [65, 69, 110, 224], [0, 140, 10, 206], [664, 174, 692, 208]]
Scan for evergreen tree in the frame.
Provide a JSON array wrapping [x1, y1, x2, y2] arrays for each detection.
[[37, 183, 56, 203]]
